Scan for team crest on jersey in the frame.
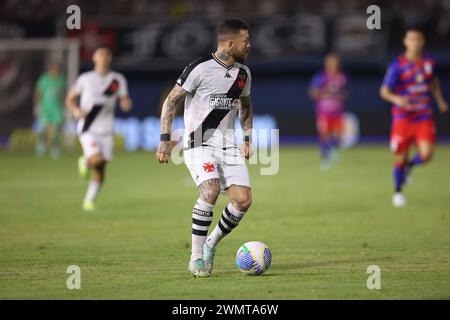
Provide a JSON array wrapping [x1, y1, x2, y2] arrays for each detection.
[[238, 75, 247, 90], [104, 79, 119, 96], [203, 162, 215, 173], [424, 62, 432, 74], [415, 73, 424, 83]]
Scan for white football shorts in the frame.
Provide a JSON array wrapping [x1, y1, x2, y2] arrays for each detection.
[[79, 132, 113, 161], [184, 146, 251, 190]]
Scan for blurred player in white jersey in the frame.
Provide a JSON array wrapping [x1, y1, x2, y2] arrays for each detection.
[[156, 19, 253, 277], [65, 46, 132, 211]]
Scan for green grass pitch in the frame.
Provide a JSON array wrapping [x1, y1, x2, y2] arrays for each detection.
[[0, 146, 449, 299]]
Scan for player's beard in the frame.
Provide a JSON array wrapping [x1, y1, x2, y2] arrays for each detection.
[[233, 51, 248, 64], [234, 57, 245, 63]]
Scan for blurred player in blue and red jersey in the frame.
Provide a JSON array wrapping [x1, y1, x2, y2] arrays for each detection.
[[380, 27, 448, 207], [309, 53, 348, 170]]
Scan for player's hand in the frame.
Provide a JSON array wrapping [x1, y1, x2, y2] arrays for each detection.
[[33, 104, 40, 117], [392, 95, 410, 108], [73, 108, 86, 119], [156, 141, 172, 163], [120, 97, 132, 113], [437, 100, 448, 114], [240, 141, 252, 160]]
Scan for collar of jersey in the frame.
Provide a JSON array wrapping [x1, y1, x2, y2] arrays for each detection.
[[212, 53, 235, 70]]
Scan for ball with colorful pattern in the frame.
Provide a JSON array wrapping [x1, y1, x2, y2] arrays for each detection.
[[236, 241, 272, 275]]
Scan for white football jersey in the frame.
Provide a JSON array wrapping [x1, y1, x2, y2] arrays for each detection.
[[71, 70, 128, 135], [177, 53, 251, 149]]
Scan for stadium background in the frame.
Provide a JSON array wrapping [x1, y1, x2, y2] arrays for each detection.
[[1, 0, 450, 149], [1, 0, 450, 300]]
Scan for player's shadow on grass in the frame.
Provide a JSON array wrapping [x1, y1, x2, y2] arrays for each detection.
[[192, 256, 392, 278], [266, 256, 394, 276]]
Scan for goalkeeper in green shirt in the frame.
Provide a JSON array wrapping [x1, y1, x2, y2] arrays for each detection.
[[34, 63, 66, 158]]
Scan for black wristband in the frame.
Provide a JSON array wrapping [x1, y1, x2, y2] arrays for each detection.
[[244, 135, 251, 142], [160, 133, 171, 141]]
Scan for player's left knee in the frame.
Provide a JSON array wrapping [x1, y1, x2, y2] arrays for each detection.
[[421, 152, 433, 162], [88, 155, 105, 168], [419, 148, 434, 162], [232, 192, 252, 212]]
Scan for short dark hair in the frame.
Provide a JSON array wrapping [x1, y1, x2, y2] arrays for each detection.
[[218, 19, 249, 39], [405, 25, 426, 37], [95, 45, 113, 53]]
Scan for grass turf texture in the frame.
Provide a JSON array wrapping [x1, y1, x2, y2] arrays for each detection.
[[0, 146, 449, 299]]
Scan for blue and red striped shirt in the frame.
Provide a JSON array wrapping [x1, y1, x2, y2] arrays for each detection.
[[310, 71, 347, 117], [382, 54, 436, 122]]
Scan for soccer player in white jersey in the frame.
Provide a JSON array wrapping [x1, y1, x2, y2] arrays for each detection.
[[156, 19, 253, 277], [65, 46, 132, 211]]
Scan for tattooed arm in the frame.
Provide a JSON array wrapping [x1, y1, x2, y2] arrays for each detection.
[[239, 95, 253, 159], [156, 84, 189, 163]]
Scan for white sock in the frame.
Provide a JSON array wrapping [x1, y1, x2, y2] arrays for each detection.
[[83, 180, 101, 204], [206, 203, 245, 249], [191, 198, 214, 261]]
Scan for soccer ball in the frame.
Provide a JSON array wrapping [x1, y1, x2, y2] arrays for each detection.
[[236, 241, 272, 275]]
